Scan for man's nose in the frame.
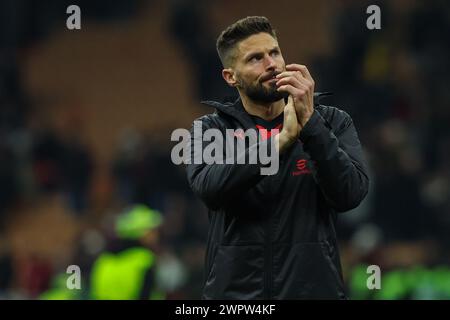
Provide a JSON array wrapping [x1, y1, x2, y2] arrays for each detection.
[[264, 54, 276, 71]]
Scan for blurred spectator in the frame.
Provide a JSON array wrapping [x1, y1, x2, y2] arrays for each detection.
[[31, 129, 66, 192], [16, 254, 53, 299], [0, 142, 19, 225], [89, 204, 166, 299], [61, 138, 93, 214], [0, 238, 14, 299], [168, 0, 236, 101]]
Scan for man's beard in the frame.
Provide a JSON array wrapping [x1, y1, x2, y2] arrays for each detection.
[[238, 75, 288, 104]]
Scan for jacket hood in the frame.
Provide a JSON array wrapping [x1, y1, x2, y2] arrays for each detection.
[[199, 92, 333, 124], [200, 91, 333, 112]]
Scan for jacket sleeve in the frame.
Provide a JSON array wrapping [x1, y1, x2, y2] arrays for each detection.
[[185, 116, 271, 210], [298, 108, 370, 212]]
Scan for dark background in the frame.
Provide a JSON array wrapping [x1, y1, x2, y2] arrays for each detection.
[[0, 0, 449, 299]]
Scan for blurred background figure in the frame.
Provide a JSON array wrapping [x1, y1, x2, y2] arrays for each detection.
[[39, 272, 81, 300], [0, 0, 449, 299], [89, 204, 165, 300]]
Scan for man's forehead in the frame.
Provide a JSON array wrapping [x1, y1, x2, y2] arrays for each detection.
[[237, 33, 279, 57]]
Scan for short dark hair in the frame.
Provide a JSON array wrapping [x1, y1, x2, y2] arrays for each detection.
[[216, 16, 277, 67]]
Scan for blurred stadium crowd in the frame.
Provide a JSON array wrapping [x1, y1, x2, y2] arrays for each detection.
[[0, 0, 449, 299]]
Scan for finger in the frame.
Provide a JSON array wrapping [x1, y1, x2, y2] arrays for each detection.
[[286, 64, 314, 83], [276, 76, 308, 94], [277, 70, 313, 88], [283, 97, 298, 127], [276, 84, 300, 97], [285, 64, 310, 78], [281, 68, 314, 109], [287, 95, 294, 107], [276, 71, 298, 79], [284, 97, 295, 115]]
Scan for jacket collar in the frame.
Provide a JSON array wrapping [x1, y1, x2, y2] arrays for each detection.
[[200, 92, 333, 128]]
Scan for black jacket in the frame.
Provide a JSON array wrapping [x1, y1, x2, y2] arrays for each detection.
[[186, 93, 369, 299]]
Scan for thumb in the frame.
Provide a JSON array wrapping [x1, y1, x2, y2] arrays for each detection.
[[287, 95, 294, 106], [284, 99, 297, 122]]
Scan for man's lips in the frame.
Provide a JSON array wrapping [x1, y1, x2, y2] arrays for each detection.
[[261, 72, 281, 83], [261, 75, 278, 83]]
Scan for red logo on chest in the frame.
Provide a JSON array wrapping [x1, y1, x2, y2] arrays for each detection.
[[292, 159, 312, 176]]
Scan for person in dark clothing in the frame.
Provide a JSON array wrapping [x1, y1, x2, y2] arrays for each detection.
[[185, 16, 369, 299]]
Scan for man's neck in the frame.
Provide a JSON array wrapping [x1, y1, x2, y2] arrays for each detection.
[[239, 94, 285, 121]]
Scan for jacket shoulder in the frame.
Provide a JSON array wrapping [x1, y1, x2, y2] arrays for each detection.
[[191, 111, 224, 130], [316, 104, 353, 133]]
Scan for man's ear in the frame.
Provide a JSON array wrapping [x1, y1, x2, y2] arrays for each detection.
[[222, 68, 238, 87]]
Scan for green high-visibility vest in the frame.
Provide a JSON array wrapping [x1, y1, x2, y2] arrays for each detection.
[[40, 288, 80, 300], [90, 247, 164, 300]]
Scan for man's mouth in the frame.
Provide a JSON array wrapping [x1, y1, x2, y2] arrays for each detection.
[[264, 77, 277, 83], [261, 73, 278, 83]]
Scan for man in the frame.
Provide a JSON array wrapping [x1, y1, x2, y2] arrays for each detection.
[[186, 16, 369, 299], [89, 204, 165, 300]]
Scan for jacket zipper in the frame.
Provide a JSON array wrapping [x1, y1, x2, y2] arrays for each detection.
[[264, 170, 279, 299], [214, 102, 275, 299], [264, 127, 288, 299], [264, 215, 272, 299]]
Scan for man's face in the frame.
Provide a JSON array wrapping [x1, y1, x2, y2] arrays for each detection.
[[229, 32, 287, 104]]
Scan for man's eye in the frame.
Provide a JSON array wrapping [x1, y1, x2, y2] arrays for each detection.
[[271, 50, 279, 57], [249, 56, 261, 62]]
